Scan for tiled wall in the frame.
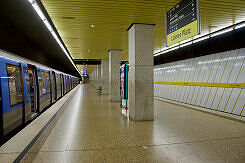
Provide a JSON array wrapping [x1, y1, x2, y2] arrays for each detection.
[[154, 48, 245, 117]]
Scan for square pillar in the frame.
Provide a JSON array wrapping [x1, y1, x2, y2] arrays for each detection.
[[94, 68, 97, 88], [97, 65, 101, 90], [109, 50, 121, 101], [127, 23, 154, 121], [101, 60, 109, 94]]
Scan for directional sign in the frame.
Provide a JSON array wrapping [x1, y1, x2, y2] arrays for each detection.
[[166, 0, 200, 46]]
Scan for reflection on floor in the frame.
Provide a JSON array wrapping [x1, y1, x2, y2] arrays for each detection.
[[20, 84, 245, 162]]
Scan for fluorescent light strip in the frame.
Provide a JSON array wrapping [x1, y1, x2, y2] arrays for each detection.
[[27, 0, 81, 76], [211, 28, 233, 37], [193, 36, 210, 43], [235, 22, 245, 29], [154, 64, 185, 71], [198, 56, 245, 65], [154, 22, 245, 57], [180, 41, 192, 48], [43, 19, 53, 32], [32, 3, 46, 20]]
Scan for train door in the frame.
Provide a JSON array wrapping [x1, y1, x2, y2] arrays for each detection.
[[62, 74, 65, 95], [2, 61, 25, 135], [27, 64, 39, 118], [22, 65, 32, 122], [51, 71, 57, 102], [60, 74, 64, 96], [0, 84, 3, 144]]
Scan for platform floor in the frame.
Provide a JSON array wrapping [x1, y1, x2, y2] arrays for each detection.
[[18, 84, 245, 162]]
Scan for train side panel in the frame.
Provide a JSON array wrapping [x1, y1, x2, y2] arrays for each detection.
[[57, 73, 62, 99], [37, 68, 51, 112], [21, 64, 32, 123], [0, 58, 24, 135]]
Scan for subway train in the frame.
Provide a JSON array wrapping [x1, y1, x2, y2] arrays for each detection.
[[0, 50, 80, 139]]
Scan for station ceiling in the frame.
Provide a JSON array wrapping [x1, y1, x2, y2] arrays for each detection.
[[40, 0, 245, 73]]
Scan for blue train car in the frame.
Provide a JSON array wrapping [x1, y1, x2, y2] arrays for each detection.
[[0, 57, 31, 135], [0, 52, 80, 139]]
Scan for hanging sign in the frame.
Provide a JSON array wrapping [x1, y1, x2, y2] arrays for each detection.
[[166, 0, 200, 46]]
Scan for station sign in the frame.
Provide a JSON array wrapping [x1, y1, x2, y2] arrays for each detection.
[[166, 0, 200, 46]]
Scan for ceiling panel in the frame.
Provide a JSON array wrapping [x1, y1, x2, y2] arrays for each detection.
[[77, 64, 97, 75], [40, 0, 245, 74]]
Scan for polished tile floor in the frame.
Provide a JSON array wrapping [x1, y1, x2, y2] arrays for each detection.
[[20, 84, 245, 162]]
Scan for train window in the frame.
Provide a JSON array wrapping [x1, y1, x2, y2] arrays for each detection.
[[57, 74, 61, 90], [6, 64, 24, 106], [46, 72, 51, 93], [38, 71, 42, 96], [23, 67, 31, 102], [41, 71, 47, 95], [60, 74, 63, 89]]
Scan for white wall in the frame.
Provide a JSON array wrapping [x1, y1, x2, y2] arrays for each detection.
[[154, 48, 245, 117]]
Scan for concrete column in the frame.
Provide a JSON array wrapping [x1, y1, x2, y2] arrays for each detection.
[[94, 68, 97, 88], [97, 65, 101, 90], [92, 70, 95, 88], [101, 60, 109, 94], [109, 50, 121, 101], [127, 23, 154, 121]]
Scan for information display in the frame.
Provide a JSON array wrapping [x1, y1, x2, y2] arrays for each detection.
[[166, 0, 200, 46], [120, 63, 129, 110]]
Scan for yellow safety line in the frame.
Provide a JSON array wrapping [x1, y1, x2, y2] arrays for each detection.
[[166, 66, 174, 99], [194, 55, 211, 105], [172, 64, 180, 99], [224, 51, 242, 112], [175, 60, 186, 100], [179, 61, 190, 101], [182, 58, 195, 102], [179, 60, 191, 101], [186, 57, 200, 103], [168, 66, 174, 99], [190, 56, 205, 104], [170, 66, 180, 99], [154, 81, 245, 89], [176, 60, 187, 101], [240, 105, 245, 115], [163, 64, 171, 99], [199, 55, 217, 106], [211, 51, 231, 109], [218, 50, 240, 111], [204, 53, 224, 108], [231, 57, 245, 113], [154, 50, 245, 115]]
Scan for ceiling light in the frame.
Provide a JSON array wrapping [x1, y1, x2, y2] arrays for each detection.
[[180, 38, 193, 44], [44, 19, 53, 32], [235, 22, 245, 29], [27, 0, 81, 76], [91, 24, 95, 28], [32, 2, 46, 20], [51, 31, 58, 40], [211, 28, 233, 37], [154, 53, 161, 57], [88, 49, 90, 53], [180, 41, 192, 48], [28, 0, 35, 3], [168, 46, 179, 52], [193, 36, 210, 43]]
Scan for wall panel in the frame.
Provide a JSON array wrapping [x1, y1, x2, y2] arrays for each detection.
[[154, 48, 245, 117]]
